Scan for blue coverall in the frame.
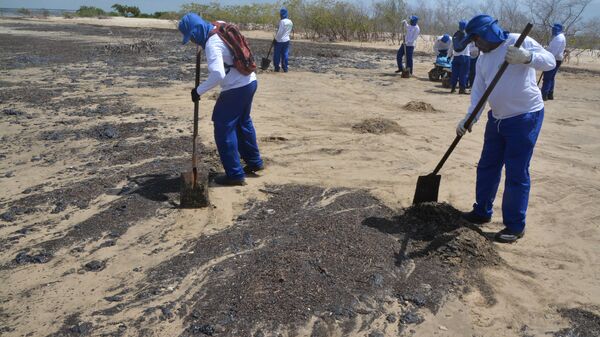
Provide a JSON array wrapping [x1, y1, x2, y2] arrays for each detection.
[[396, 44, 414, 74], [451, 55, 470, 89], [541, 60, 562, 97], [212, 81, 263, 180], [274, 41, 290, 72], [473, 109, 544, 233]]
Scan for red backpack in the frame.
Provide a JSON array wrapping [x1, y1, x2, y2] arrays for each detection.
[[209, 22, 257, 76]]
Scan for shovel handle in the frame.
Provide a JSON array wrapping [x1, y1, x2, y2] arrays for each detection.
[[266, 40, 274, 59], [431, 23, 533, 175], [192, 45, 201, 187]]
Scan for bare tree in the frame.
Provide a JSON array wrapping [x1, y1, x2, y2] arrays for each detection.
[[526, 0, 592, 42]]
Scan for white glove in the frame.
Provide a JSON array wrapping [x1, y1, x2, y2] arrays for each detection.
[[505, 45, 532, 64], [456, 116, 474, 136], [402, 19, 407, 24]]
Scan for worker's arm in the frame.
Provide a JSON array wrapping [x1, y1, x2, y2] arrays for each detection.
[[525, 36, 556, 71], [195, 37, 226, 96], [457, 59, 486, 135], [507, 36, 556, 71], [275, 20, 285, 42], [467, 59, 487, 121]]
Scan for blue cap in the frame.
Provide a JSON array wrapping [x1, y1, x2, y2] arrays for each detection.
[[552, 23, 563, 35], [441, 34, 450, 43], [454, 14, 509, 52], [178, 13, 214, 48], [410, 15, 419, 25], [280, 7, 288, 19]]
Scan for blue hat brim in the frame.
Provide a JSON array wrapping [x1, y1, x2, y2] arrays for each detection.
[[182, 32, 191, 45]]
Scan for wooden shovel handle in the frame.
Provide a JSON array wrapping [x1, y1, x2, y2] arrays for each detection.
[[431, 23, 533, 176], [192, 45, 201, 187]]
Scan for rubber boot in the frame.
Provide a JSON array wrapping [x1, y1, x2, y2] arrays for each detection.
[[450, 86, 456, 93], [548, 92, 554, 100], [459, 87, 467, 95], [542, 93, 548, 101]]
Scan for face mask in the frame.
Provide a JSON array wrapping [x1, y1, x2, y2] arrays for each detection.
[[475, 37, 502, 53]]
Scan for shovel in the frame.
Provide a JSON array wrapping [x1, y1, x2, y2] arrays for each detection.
[[261, 39, 275, 70], [180, 45, 209, 208], [401, 26, 411, 78], [413, 23, 533, 205]]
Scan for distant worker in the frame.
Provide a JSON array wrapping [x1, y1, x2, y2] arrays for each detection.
[[455, 15, 555, 243], [467, 42, 479, 88], [396, 15, 420, 75], [433, 34, 452, 57], [541, 23, 566, 100], [273, 7, 293, 72], [179, 13, 264, 186], [450, 20, 470, 94]]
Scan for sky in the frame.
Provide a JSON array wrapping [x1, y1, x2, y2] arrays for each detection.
[[1, 0, 599, 19]]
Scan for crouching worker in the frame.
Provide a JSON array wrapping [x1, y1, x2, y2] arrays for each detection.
[[454, 15, 555, 243], [179, 13, 264, 186], [433, 34, 452, 58]]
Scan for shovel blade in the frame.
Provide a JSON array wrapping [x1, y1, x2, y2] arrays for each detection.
[[180, 170, 210, 208], [261, 57, 271, 70], [401, 70, 410, 78], [413, 174, 441, 205]]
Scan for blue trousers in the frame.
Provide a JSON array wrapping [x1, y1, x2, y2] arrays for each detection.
[[396, 44, 414, 74], [273, 41, 290, 72], [468, 56, 478, 88], [450, 55, 470, 88], [541, 60, 562, 95], [473, 109, 544, 233], [212, 81, 263, 180]]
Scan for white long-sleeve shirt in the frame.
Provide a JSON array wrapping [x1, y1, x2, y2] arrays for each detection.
[[195, 34, 256, 95], [403, 21, 420, 47], [433, 36, 452, 54], [275, 18, 293, 42], [547, 33, 566, 61], [468, 33, 556, 121], [469, 43, 479, 59]]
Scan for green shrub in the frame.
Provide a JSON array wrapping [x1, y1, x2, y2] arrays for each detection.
[[76, 6, 106, 17], [17, 8, 32, 16]]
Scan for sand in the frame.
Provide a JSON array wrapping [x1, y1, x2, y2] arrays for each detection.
[[1, 17, 599, 337]]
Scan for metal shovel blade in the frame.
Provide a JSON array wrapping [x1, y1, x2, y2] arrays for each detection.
[[261, 57, 271, 70], [401, 69, 411, 78], [412, 173, 441, 205], [180, 169, 209, 208]]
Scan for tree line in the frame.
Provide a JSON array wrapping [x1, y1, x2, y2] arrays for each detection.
[[180, 0, 598, 49], [49, 0, 599, 50]]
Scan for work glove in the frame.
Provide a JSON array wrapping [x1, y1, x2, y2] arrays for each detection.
[[456, 116, 474, 136], [191, 88, 200, 103], [505, 45, 532, 64]]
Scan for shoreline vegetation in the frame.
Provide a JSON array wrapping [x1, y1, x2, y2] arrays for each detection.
[[2, 0, 599, 50]]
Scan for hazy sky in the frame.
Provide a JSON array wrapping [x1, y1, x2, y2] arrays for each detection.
[[1, 0, 599, 18]]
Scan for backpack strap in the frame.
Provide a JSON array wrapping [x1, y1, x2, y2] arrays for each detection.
[[209, 22, 233, 74]]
